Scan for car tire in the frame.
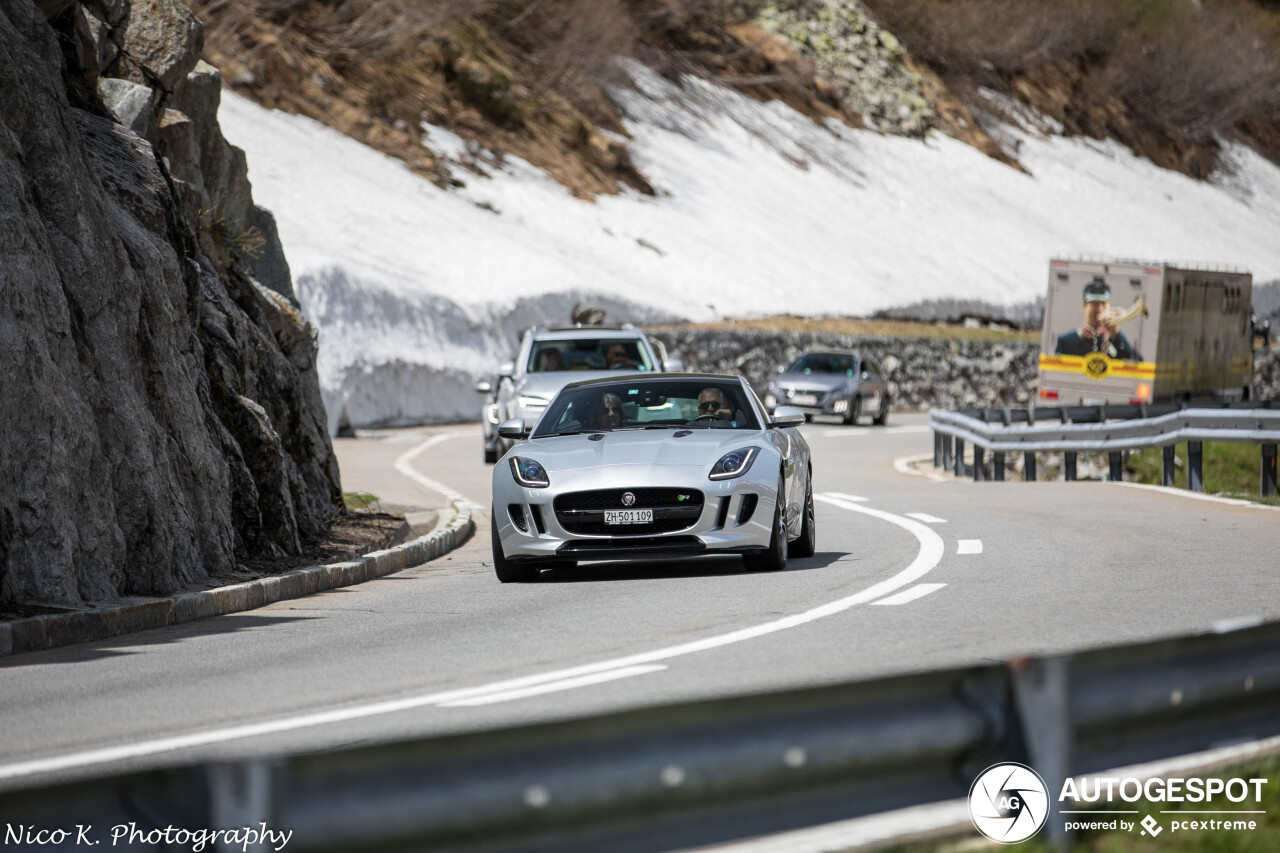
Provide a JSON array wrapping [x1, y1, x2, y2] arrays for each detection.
[[843, 395, 860, 426], [788, 475, 816, 559], [873, 395, 889, 427], [744, 480, 788, 573], [484, 446, 498, 464], [491, 510, 540, 583]]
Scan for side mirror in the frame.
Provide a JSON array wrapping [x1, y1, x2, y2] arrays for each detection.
[[498, 418, 528, 439], [663, 355, 685, 373], [770, 406, 805, 428], [498, 361, 515, 379], [475, 380, 493, 394]]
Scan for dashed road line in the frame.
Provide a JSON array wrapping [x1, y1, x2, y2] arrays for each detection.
[[957, 539, 983, 555]]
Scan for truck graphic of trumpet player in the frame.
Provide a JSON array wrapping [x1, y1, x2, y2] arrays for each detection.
[[1038, 258, 1253, 405]]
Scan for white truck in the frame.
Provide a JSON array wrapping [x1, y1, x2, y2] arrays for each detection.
[[1037, 258, 1253, 405]]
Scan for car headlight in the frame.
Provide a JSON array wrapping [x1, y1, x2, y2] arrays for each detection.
[[517, 396, 549, 410], [485, 403, 500, 425], [709, 446, 759, 481], [510, 456, 550, 488]]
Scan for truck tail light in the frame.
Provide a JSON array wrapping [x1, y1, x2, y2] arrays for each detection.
[[1039, 389, 1060, 400]]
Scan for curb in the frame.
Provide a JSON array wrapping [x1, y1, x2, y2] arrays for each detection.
[[0, 502, 475, 659]]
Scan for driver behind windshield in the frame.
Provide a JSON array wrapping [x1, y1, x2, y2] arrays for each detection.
[[696, 387, 732, 421]]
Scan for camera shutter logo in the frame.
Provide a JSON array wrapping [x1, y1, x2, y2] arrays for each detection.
[[968, 763, 1050, 843]]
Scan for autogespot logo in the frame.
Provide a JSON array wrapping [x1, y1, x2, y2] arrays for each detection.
[[969, 763, 1050, 843]]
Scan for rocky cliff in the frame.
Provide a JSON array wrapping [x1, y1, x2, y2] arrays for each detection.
[[0, 0, 341, 607]]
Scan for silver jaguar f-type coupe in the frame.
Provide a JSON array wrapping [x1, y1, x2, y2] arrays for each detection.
[[490, 374, 815, 582]]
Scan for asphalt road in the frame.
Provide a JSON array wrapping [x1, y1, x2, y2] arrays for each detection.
[[3, 413, 1279, 794]]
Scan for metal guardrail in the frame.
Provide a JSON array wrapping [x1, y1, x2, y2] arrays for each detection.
[[5, 621, 1280, 852], [929, 403, 1280, 494]]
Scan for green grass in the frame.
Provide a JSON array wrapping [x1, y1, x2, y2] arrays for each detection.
[[1126, 443, 1277, 500], [343, 491, 382, 512], [879, 756, 1280, 853]]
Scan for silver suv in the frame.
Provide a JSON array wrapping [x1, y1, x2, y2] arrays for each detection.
[[476, 325, 681, 462]]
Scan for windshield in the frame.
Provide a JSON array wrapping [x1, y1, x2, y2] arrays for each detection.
[[527, 339, 654, 373], [786, 353, 855, 376], [533, 379, 761, 436]]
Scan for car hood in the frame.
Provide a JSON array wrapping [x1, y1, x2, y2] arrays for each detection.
[[520, 429, 761, 472], [515, 370, 648, 401], [772, 372, 851, 393]]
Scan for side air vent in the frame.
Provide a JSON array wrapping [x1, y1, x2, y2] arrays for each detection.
[[508, 503, 528, 533], [530, 505, 546, 534], [737, 494, 759, 525]]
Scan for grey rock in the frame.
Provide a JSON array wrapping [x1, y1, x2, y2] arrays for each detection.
[[79, 3, 117, 72], [98, 76, 154, 136], [115, 0, 202, 92]]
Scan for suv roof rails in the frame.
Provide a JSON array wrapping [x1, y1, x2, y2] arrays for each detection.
[[538, 323, 638, 333]]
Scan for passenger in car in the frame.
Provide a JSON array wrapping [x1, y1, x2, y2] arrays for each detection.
[[536, 349, 564, 372], [588, 393, 626, 429]]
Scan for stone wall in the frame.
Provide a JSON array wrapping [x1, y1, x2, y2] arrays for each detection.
[[653, 329, 1280, 410], [1, 0, 341, 606]]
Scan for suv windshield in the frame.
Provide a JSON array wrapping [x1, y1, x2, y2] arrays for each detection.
[[528, 338, 654, 373], [534, 379, 760, 436], [787, 353, 854, 376]]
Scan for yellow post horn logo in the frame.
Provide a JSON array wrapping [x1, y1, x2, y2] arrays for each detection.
[[1084, 352, 1110, 379]]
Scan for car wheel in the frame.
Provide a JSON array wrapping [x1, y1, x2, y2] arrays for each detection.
[[872, 395, 889, 427], [788, 475, 816, 559], [843, 395, 860, 426], [743, 480, 788, 573], [484, 446, 498, 464], [491, 509, 540, 583]]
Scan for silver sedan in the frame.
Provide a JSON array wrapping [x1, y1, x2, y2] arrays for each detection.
[[490, 374, 815, 582]]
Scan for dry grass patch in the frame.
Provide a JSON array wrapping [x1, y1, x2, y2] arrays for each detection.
[[646, 315, 1036, 341]]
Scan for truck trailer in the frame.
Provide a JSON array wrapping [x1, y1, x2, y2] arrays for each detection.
[[1037, 258, 1253, 405]]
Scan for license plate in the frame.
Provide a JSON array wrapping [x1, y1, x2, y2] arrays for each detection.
[[791, 393, 818, 406], [604, 509, 653, 525]]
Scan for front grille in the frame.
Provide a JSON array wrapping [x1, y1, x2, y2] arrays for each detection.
[[554, 488, 704, 535]]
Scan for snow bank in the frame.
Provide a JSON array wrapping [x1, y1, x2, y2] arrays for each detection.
[[218, 64, 1280, 428]]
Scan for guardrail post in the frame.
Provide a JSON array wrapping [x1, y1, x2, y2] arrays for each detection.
[[1108, 452, 1122, 482], [954, 439, 965, 478], [1024, 452, 1036, 482], [1188, 441, 1204, 492], [1009, 656, 1072, 849], [994, 452, 1005, 481], [1064, 452, 1077, 482], [933, 431, 942, 468], [1163, 445, 1177, 487], [1262, 443, 1277, 497], [973, 445, 985, 481], [942, 434, 953, 471], [206, 761, 273, 852]]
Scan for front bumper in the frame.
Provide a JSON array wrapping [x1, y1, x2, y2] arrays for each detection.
[[494, 469, 777, 563]]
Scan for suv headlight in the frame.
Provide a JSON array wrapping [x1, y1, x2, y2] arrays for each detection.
[[510, 456, 549, 488], [517, 395, 549, 410], [709, 446, 759, 481]]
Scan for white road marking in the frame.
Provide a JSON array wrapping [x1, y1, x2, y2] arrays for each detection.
[[869, 583, 946, 606], [957, 539, 983, 555], [819, 425, 932, 438], [0, 492, 947, 783], [393, 431, 482, 509], [438, 665, 668, 707], [1111, 481, 1280, 511], [905, 512, 947, 524], [822, 491, 867, 503]]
